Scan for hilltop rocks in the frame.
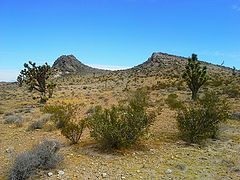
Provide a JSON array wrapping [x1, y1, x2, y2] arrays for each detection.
[[52, 55, 108, 76]]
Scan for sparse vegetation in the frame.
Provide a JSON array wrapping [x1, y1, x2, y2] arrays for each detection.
[[61, 120, 85, 144], [9, 140, 63, 180], [42, 103, 76, 129], [183, 54, 208, 100], [87, 90, 155, 149], [177, 91, 229, 143], [165, 93, 183, 110], [27, 114, 51, 131], [4, 115, 23, 127]]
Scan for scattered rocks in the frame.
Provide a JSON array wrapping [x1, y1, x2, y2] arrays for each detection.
[[101, 172, 107, 178], [58, 170, 65, 176], [5, 147, 14, 153], [175, 164, 186, 171], [165, 169, 173, 174], [47, 172, 53, 177]]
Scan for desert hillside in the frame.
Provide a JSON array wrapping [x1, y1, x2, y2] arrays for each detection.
[[0, 52, 240, 179]]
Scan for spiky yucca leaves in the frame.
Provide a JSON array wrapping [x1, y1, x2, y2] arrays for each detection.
[[183, 54, 208, 100], [17, 61, 52, 103]]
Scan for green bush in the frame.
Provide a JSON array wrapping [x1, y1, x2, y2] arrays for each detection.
[[42, 103, 76, 129], [61, 120, 85, 144], [223, 84, 240, 98], [87, 90, 155, 149], [165, 94, 183, 110], [177, 91, 229, 144]]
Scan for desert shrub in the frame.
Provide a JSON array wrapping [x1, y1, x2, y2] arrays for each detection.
[[61, 120, 85, 144], [4, 115, 23, 127], [32, 140, 63, 169], [42, 103, 76, 129], [152, 81, 171, 90], [9, 152, 39, 180], [165, 94, 183, 110], [9, 140, 63, 180], [223, 84, 240, 98], [27, 114, 51, 131], [87, 90, 155, 149], [177, 91, 229, 144], [231, 112, 240, 120]]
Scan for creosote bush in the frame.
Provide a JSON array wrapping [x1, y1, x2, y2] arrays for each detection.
[[177, 91, 229, 144], [87, 90, 156, 149], [165, 93, 183, 110], [42, 103, 76, 129], [61, 120, 85, 144], [9, 140, 63, 180]]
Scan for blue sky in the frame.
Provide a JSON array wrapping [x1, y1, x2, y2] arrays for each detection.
[[0, 0, 240, 81]]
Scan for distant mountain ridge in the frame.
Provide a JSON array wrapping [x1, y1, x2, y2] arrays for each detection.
[[52, 52, 238, 77], [52, 55, 109, 76]]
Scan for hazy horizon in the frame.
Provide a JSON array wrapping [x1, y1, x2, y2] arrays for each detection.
[[1, 0, 240, 81]]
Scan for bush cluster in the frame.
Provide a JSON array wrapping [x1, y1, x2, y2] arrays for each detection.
[[165, 93, 183, 110], [177, 91, 229, 143], [223, 84, 240, 98], [4, 115, 24, 127], [42, 103, 76, 129], [61, 120, 85, 144], [27, 114, 52, 131], [9, 140, 63, 180], [87, 90, 155, 149]]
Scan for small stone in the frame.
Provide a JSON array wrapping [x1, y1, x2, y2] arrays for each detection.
[[121, 175, 126, 179], [136, 170, 141, 173], [48, 172, 53, 177], [102, 173, 107, 178], [165, 169, 172, 174], [5, 147, 14, 153], [175, 164, 186, 171], [58, 170, 65, 176]]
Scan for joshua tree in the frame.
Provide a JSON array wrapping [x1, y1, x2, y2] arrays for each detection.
[[232, 66, 236, 76], [17, 61, 52, 103], [183, 54, 208, 101], [47, 82, 57, 98]]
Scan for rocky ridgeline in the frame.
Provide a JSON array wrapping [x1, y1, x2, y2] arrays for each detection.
[[52, 52, 238, 77], [52, 55, 109, 76]]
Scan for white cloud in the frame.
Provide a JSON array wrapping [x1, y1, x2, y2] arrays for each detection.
[[0, 70, 19, 82], [87, 64, 131, 70], [232, 0, 240, 11]]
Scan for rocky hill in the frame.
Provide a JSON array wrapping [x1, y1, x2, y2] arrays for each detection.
[[52, 53, 238, 78], [52, 55, 109, 76], [128, 52, 236, 77]]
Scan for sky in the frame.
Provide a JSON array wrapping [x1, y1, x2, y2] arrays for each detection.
[[0, 0, 240, 81]]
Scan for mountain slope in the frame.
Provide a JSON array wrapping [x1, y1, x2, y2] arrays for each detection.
[[52, 55, 108, 76], [52, 53, 238, 77]]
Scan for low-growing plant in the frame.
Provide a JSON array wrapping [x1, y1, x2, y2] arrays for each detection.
[[87, 90, 155, 149], [27, 114, 51, 131], [165, 93, 183, 110], [223, 84, 240, 98], [61, 120, 85, 144], [9, 140, 63, 180], [42, 103, 76, 129], [177, 91, 229, 144], [4, 115, 24, 127]]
